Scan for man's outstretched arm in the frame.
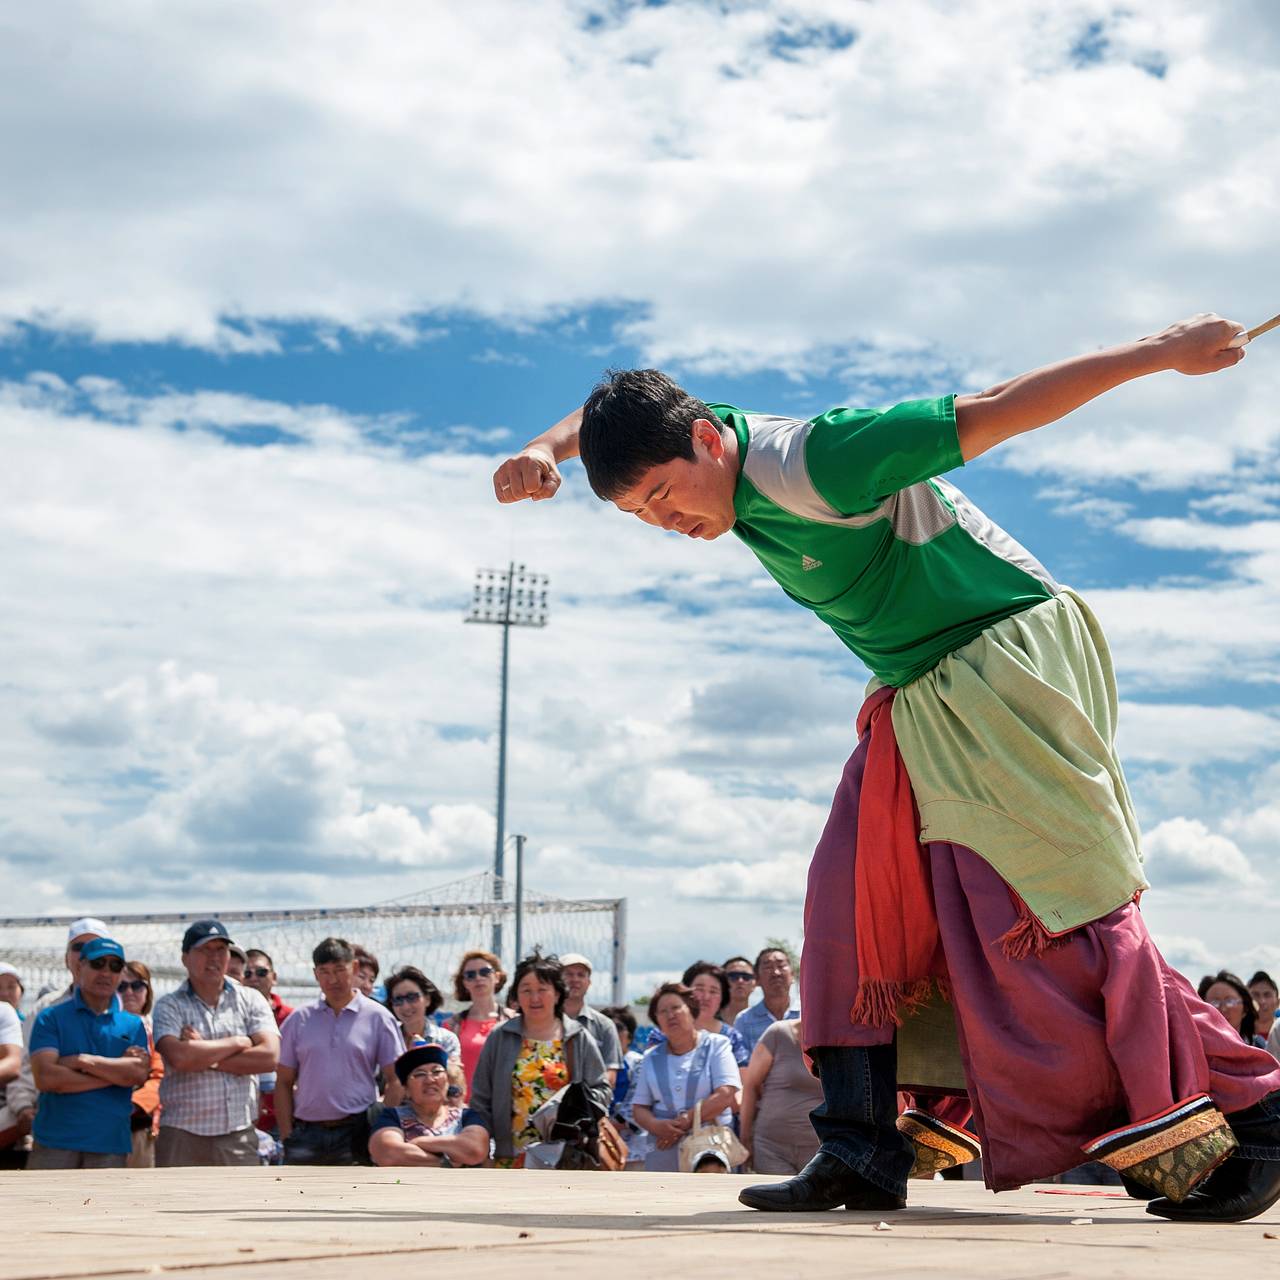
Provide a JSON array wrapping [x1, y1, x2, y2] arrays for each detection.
[[955, 313, 1245, 462], [493, 406, 583, 503]]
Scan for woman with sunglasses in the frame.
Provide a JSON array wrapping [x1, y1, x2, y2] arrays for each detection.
[[368, 1044, 488, 1167], [118, 962, 165, 1168], [383, 966, 462, 1065], [447, 950, 512, 1094]]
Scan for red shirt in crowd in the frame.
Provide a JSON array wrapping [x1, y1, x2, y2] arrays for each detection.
[[258, 991, 295, 1133]]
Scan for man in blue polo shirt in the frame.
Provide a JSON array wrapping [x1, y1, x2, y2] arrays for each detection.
[[27, 937, 149, 1169], [733, 947, 800, 1056]]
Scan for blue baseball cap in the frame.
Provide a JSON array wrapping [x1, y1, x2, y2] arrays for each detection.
[[182, 919, 234, 952], [80, 937, 126, 963]]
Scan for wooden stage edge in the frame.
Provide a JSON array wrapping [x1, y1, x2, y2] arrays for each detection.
[[5, 1166, 1278, 1280]]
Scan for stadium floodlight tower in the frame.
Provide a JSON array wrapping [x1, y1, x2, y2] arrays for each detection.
[[465, 563, 549, 958]]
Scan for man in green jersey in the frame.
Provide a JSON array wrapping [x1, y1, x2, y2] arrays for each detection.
[[493, 314, 1280, 1223]]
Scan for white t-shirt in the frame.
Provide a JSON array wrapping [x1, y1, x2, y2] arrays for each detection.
[[0, 1003, 21, 1048], [632, 1031, 740, 1127]]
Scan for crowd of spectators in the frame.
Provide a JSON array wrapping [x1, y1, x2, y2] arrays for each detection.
[[2, 919, 1275, 1178]]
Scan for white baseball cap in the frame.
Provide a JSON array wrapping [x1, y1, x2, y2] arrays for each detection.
[[67, 918, 108, 942], [559, 953, 592, 972], [0, 962, 20, 980]]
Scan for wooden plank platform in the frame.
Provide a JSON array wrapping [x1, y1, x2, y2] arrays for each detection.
[[5, 1167, 1277, 1280]]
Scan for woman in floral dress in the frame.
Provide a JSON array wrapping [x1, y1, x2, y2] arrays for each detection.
[[465, 953, 610, 1168]]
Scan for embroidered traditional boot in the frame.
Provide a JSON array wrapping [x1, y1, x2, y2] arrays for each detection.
[[1147, 1093, 1280, 1223]]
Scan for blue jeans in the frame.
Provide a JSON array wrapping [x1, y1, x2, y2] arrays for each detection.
[[808, 1044, 914, 1197], [283, 1115, 368, 1166], [1229, 1090, 1280, 1160]]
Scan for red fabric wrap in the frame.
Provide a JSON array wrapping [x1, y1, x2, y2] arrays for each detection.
[[850, 687, 947, 1027]]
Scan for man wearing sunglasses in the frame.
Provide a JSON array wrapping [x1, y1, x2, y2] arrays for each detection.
[[26, 938, 149, 1169], [242, 950, 294, 1141], [242, 950, 294, 1029], [5, 915, 112, 1144]]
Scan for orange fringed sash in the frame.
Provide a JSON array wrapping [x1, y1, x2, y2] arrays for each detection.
[[850, 688, 948, 1028]]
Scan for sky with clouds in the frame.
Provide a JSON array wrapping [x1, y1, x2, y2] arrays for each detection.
[[2, 0, 1279, 995]]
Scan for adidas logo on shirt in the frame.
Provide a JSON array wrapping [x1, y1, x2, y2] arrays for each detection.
[[802, 555, 823, 571]]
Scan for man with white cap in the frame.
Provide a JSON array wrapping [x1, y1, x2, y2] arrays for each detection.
[[559, 953, 622, 1092], [152, 919, 279, 1166], [4, 916, 111, 1139]]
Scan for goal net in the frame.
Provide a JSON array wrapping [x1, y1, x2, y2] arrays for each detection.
[[0, 871, 627, 1009]]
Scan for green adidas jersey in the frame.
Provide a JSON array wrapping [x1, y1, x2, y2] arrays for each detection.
[[715, 395, 1058, 687]]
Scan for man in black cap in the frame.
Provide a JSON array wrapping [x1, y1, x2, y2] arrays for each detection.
[[152, 919, 280, 1166]]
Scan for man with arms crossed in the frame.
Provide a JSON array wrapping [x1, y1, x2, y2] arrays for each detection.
[[495, 314, 1280, 1223], [27, 938, 148, 1169], [153, 919, 279, 1166]]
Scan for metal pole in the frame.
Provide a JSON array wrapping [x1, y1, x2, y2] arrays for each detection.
[[612, 898, 627, 1005], [513, 833, 526, 962], [492, 561, 514, 956], [466, 560, 547, 966]]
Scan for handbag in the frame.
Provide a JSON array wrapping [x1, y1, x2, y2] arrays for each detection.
[[527, 1030, 629, 1172], [678, 1098, 749, 1172]]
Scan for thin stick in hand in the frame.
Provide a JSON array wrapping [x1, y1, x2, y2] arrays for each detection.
[[1229, 312, 1280, 348]]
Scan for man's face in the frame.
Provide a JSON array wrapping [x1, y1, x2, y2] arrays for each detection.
[[226, 952, 246, 983], [0, 974, 21, 1009], [724, 962, 756, 1003], [243, 954, 275, 998], [562, 964, 591, 1002], [79, 954, 124, 1004], [612, 420, 738, 541], [757, 950, 794, 998], [353, 963, 376, 997], [1250, 982, 1277, 1018], [183, 939, 231, 985], [316, 959, 357, 1003]]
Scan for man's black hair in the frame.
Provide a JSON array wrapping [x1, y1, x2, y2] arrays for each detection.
[[753, 945, 792, 978], [245, 948, 274, 970], [579, 368, 721, 501], [1249, 970, 1277, 993], [312, 936, 354, 967]]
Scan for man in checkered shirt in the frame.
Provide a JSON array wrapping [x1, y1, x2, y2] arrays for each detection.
[[152, 919, 280, 1166]]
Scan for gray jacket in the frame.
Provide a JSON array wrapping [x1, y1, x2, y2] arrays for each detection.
[[465, 1014, 610, 1159]]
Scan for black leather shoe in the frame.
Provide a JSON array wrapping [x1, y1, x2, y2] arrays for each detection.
[[1146, 1157, 1280, 1223], [738, 1151, 907, 1212], [1120, 1173, 1157, 1201]]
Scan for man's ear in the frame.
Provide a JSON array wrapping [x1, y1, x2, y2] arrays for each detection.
[[691, 418, 724, 458]]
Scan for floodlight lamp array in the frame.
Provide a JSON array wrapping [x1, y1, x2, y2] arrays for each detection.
[[466, 565, 550, 627]]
